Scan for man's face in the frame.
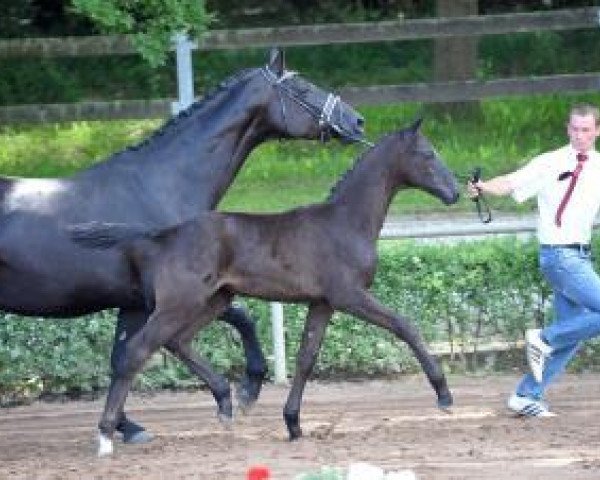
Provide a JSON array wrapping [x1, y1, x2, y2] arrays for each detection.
[[567, 113, 600, 153]]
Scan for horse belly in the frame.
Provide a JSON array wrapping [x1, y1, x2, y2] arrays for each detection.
[[0, 245, 140, 317], [230, 263, 322, 303]]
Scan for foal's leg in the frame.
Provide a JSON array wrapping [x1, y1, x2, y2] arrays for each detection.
[[110, 308, 153, 444], [219, 304, 267, 411], [98, 305, 200, 456], [165, 341, 233, 425], [333, 289, 452, 409], [284, 302, 333, 440], [164, 293, 235, 424]]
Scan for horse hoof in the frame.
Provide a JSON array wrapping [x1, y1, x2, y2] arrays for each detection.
[[97, 433, 114, 457], [437, 394, 453, 413], [218, 412, 234, 429], [235, 374, 263, 414], [123, 429, 154, 444], [235, 384, 255, 415], [118, 419, 154, 444]]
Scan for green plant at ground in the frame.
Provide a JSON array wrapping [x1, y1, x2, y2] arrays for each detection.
[[295, 466, 344, 480]]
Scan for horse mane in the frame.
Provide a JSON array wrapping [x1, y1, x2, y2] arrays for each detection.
[[326, 129, 409, 202], [101, 68, 258, 162]]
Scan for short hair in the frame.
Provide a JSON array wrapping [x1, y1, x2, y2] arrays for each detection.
[[570, 103, 600, 126]]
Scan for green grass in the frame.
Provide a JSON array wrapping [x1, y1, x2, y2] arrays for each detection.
[[1, 92, 599, 215]]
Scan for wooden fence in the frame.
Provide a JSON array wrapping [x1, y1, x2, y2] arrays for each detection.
[[0, 7, 599, 124]]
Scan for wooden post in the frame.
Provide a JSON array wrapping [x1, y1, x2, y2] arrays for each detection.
[[432, 0, 479, 117]]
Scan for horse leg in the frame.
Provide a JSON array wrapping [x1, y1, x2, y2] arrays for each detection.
[[333, 289, 452, 410], [219, 303, 267, 412], [99, 305, 198, 456], [283, 302, 333, 440], [111, 308, 153, 444], [164, 293, 235, 425], [164, 341, 233, 426]]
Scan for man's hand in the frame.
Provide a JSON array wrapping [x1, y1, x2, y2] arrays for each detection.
[[467, 179, 483, 199]]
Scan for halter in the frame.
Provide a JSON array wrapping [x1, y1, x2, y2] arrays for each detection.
[[261, 66, 373, 147]]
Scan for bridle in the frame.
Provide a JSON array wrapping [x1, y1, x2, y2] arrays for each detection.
[[261, 66, 373, 147]]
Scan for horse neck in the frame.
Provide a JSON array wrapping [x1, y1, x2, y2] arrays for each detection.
[[98, 69, 270, 213], [327, 137, 404, 240]]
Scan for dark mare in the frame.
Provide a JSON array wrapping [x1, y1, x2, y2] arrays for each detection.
[[70, 119, 459, 455], [0, 49, 365, 442]]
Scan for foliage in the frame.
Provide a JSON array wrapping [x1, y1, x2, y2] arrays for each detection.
[[295, 466, 344, 480], [4, 235, 600, 403], [69, 0, 212, 66]]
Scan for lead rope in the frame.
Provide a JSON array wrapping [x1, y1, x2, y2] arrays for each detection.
[[470, 167, 492, 224]]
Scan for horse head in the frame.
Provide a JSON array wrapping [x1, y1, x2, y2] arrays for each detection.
[[258, 48, 365, 144], [394, 118, 459, 205]]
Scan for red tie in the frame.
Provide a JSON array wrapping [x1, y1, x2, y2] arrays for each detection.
[[555, 152, 588, 227]]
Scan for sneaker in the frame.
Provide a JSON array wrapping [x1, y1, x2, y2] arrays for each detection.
[[507, 393, 557, 418], [526, 328, 552, 383]]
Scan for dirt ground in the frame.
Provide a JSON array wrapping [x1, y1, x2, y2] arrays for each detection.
[[1, 373, 600, 480]]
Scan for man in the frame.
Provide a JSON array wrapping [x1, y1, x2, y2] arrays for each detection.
[[468, 103, 600, 417]]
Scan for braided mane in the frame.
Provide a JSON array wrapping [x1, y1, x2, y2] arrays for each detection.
[[107, 68, 258, 159]]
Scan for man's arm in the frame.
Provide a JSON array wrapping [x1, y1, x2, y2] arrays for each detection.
[[471, 174, 516, 197]]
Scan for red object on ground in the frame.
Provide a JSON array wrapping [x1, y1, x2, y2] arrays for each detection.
[[247, 465, 271, 480]]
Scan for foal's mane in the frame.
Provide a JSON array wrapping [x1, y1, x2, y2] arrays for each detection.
[[326, 128, 410, 202]]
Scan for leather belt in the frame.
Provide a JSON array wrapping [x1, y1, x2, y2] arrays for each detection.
[[541, 243, 591, 252]]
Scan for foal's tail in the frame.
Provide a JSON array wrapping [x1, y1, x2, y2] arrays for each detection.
[[68, 221, 154, 249]]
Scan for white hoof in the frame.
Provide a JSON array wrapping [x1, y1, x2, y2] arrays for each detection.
[[97, 433, 114, 457]]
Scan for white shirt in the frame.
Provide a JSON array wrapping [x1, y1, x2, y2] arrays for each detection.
[[510, 144, 600, 244]]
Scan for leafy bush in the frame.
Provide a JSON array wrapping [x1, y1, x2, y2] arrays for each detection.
[[3, 235, 600, 403]]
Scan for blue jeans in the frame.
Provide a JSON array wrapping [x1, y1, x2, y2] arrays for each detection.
[[516, 245, 600, 400]]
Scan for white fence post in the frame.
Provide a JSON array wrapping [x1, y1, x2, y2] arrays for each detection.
[[171, 33, 195, 115], [271, 302, 288, 384]]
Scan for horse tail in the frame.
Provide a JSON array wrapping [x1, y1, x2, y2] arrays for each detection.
[[68, 221, 153, 249]]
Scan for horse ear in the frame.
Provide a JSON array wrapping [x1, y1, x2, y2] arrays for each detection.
[[268, 47, 285, 77], [410, 117, 423, 133]]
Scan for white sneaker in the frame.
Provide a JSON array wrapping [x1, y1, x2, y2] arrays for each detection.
[[526, 328, 552, 383], [507, 393, 557, 418]]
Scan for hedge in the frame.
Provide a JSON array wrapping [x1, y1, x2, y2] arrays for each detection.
[[2, 235, 600, 404]]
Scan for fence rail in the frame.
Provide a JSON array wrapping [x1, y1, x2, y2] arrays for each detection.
[[0, 7, 598, 123], [2, 72, 599, 124], [0, 7, 597, 57]]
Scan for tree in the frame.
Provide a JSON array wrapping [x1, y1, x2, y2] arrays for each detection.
[[70, 0, 212, 67]]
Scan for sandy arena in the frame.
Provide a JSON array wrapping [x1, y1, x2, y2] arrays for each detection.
[[1, 373, 600, 479]]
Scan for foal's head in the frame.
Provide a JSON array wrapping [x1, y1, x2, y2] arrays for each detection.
[[256, 48, 365, 143], [392, 119, 459, 205]]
